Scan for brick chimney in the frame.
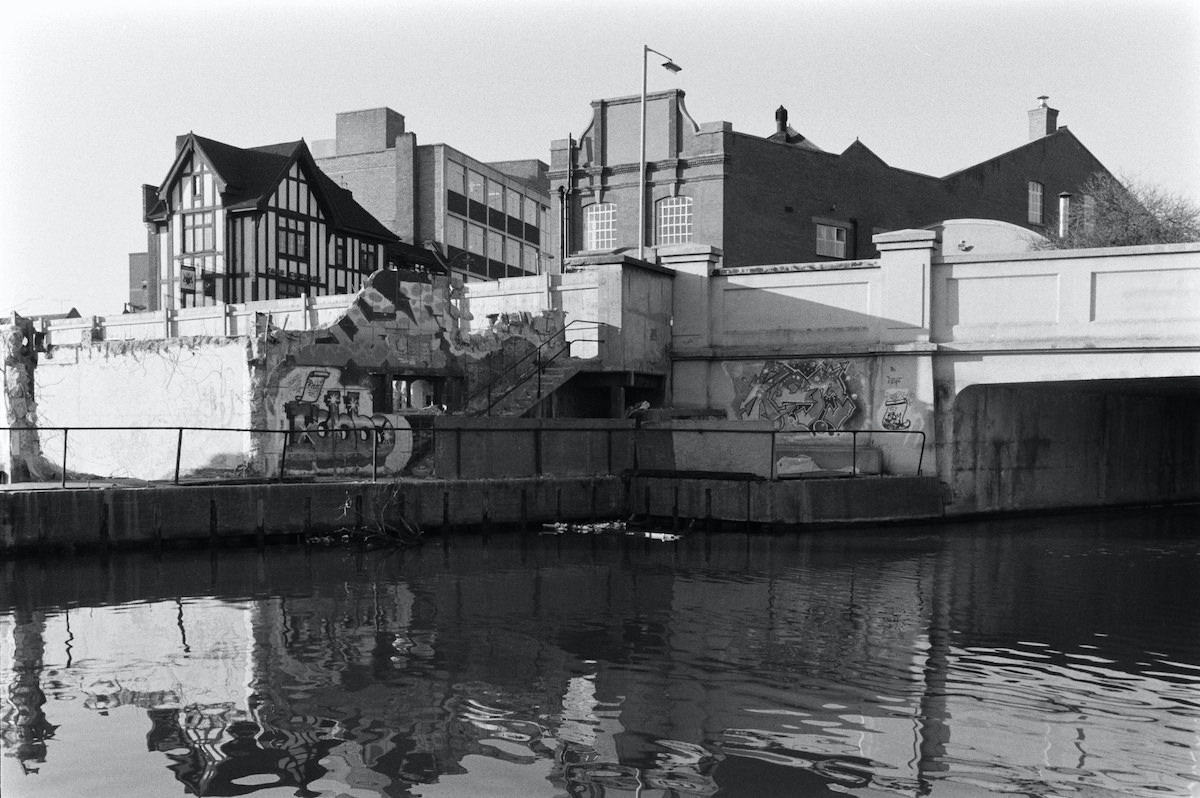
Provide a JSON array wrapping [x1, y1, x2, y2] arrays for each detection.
[[1029, 95, 1059, 140]]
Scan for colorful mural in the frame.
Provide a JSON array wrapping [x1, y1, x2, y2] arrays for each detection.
[[729, 359, 863, 432]]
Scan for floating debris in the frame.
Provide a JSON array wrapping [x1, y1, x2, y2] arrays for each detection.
[[540, 521, 681, 542]]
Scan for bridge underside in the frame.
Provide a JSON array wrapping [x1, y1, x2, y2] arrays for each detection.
[[947, 376, 1200, 515]]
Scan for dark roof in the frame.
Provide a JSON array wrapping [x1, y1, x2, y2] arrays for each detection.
[[149, 134, 398, 243], [767, 125, 824, 152], [940, 126, 1108, 182]]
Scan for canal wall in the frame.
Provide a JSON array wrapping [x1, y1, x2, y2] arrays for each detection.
[[0, 474, 944, 553]]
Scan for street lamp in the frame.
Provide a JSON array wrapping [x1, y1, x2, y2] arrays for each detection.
[[639, 45, 681, 261]]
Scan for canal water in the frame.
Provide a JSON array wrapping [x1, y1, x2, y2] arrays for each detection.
[[3, 507, 1198, 797]]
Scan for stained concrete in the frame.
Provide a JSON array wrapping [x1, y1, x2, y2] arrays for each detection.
[[0, 473, 946, 554]]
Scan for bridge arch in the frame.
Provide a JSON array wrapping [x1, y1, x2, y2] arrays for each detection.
[[941, 375, 1200, 514]]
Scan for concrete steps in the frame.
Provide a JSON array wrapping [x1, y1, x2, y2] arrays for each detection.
[[467, 358, 586, 417]]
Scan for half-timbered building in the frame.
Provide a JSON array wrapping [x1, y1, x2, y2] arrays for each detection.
[[142, 134, 418, 310]]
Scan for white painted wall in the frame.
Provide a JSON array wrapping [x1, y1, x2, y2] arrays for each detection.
[[33, 338, 253, 481]]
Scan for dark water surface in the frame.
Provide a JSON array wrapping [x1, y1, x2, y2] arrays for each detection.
[[3, 507, 1199, 797]]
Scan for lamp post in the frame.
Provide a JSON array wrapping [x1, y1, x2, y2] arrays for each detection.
[[639, 45, 681, 261]]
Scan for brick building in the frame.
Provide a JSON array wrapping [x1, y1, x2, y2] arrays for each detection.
[[312, 108, 554, 282], [549, 93, 1112, 265]]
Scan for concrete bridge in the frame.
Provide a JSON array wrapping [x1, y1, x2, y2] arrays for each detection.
[[666, 226, 1199, 514], [467, 221, 1199, 515]]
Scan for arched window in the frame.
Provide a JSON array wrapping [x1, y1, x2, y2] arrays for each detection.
[[656, 196, 693, 245], [583, 203, 617, 250], [1028, 181, 1044, 225]]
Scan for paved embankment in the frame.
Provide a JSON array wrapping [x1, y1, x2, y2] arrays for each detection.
[[0, 475, 945, 553]]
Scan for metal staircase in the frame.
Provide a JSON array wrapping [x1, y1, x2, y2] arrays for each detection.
[[459, 320, 602, 418]]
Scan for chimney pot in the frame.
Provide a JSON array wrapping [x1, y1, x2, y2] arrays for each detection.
[[775, 105, 788, 135]]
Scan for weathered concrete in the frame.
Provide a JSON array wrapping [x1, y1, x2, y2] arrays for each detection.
[[0, 472, 947, 554], [0, 477, 629, 553], [630, 474, 944, 526], [433, 417, 636, 479]]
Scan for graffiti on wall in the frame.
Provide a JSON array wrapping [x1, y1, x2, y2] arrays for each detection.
[[881, 389, 913, 430], [301, 271, 463, 370], [732, 360, 861, 432], [281, 369, 411, 472]]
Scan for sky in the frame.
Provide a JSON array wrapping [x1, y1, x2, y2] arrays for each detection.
[[2, 0, 1197, 317]]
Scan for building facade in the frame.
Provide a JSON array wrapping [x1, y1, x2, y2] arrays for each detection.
[[313, 108, 554, 283], [142, 134, 412, 311], [549, 92, 1112, 266]]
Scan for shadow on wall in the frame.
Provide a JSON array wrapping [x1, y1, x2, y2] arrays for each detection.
[[950, 379, 1200, 514]]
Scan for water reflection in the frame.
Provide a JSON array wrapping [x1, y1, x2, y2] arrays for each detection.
[[2, 507, 1199, 797]]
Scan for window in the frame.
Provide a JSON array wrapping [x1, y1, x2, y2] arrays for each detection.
[[523, 244, 540, 274], [815, 223, 847, 258], [505, 237, 521, 275], [487, 230, 504, 263], [445, 218, 465, 250], [182, 211, 214, 253], [468, 170, 485, 204], [276, 281, 303, 299], [187, 161, 209, 209], [447, 160, 466, 195], [358, 242, 378, 273], [583, 203, 617, 250], [1028, 181, 1044, 225], [656, 196, 693, 245], [332, 235, 347, 268], [506, 188, 522, 221], [277, 217, 308, 262], [488, 181, 504, 214], [468, 224, 485, 255]]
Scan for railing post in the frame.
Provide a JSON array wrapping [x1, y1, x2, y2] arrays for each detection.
[[770, 431, 777, 480], [852, 430, 858, 478], [279, 428, 289, 482], [174, 428, 184, 485], [372, 429, 378, 482], [61, 429, 68, 488]]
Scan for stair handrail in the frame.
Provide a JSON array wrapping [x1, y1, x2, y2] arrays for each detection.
[[460, 319, 603, 416]]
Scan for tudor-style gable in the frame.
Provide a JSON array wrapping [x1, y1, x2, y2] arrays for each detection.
[[143, 134, 401, 310]]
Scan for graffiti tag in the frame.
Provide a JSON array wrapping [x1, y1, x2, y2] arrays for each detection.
[[738, 360, 859, 433]]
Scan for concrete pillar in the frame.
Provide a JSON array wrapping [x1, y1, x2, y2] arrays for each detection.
[[874, 229, 937, 344], [660, 245, 721, 351], [660, 245, 722, 410]]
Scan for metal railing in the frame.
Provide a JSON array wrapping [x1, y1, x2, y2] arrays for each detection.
[[3, 423, 926, 487], [1, 425, 404, 487], [768, 428, 926, 478], [460, 319, 603, 416]]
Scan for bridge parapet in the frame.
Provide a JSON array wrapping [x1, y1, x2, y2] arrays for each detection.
[[932, 242, 1200, 350]]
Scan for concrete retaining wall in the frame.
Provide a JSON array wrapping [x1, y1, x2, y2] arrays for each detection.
[[0, 477, 629, 552], [433, 418, 636, 478], [629, 475, 944, 526], [0, 473, 947, 554]]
